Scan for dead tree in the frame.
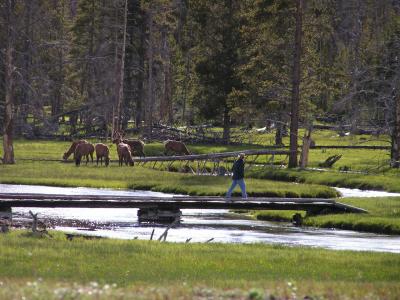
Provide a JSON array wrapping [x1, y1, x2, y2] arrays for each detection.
[[288, 0, 303, 168], [2, 0, 16, 164], [319, 155, 342, 168], [299, 129, 312, 169]]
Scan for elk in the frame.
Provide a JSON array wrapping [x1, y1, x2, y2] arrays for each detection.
[[74, 143, 95, 166], [95, 143, 110, 166], [117, 142, 134, 166], [63, 140, 88, 160], [164, 140, 191, 156], [112, 130, 145, 157]]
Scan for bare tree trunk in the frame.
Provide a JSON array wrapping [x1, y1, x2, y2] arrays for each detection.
[[288, 0, 303, 168], [3, 0, 16, 164], [17, 0, 32, 136], [146, 10, 155, 137], [136, 8, 146, 129], [181, 51, 191, 124], [115, 0, 128, 132], [391, 95, 400, 167], [222, 106, 230, 143], [160, 27, 173, 124], [300, 129, 312, 169]]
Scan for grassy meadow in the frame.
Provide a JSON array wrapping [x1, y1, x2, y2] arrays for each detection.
[[1, 136, 400, 299], [0, 140, 337, 198], [0, 231, 399, 299], [255, 196, 400, 234]]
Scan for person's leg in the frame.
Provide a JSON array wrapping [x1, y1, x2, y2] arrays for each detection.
[[226, 180, 238, 198], [237, 179, 247, 198]]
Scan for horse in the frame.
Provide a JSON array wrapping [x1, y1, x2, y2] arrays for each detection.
[[117, 143, 134, 166], [164, 140, 191, 156], [63, 140, 88, 160], [95, 143, 110, 166], [74, 143, 94, 166]]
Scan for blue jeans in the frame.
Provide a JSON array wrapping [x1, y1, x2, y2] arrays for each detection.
[[226, 179, 247, 198]]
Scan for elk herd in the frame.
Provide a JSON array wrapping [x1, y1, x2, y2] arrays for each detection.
[[62, 132, 191, 167]]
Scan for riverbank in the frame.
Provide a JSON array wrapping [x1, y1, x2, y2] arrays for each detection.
[[0, 161, 337, 198], [1, 231, 399, 299], [3, 139, 400, 193], [248, 168, 400, 193], [254, 196, 400, 235]]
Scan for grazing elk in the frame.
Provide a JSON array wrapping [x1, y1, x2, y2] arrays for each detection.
[[164, 140, 191, 156], [117, 143, 134, 166], [74, 143, 95, 166], [112, 131, 145, 157], [95, 143, 110, 166], [63, 140, 88, 160]]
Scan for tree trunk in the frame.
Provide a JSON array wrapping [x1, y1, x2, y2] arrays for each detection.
[[146, 10, 155, 137], [115, 0, 128, 132], [17, 0, 32, 136], [222, 106, 230, 143], [182, 51, 191, 124], [288, 0, 303, 168], [299, 129, 312, 169], [135, 6, 145, 129], [160, 27, 173, 125], [275, 114, 284, 146], [3, 0, 16, 164], [391, 95, 400, 167]]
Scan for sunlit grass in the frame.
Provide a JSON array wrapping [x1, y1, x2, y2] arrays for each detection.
[[248, 168, 400, 192], [0, 161, 337, 198], [1, 280, 399, 300], [255, 197, 400, 234], [0, 231, 399, 286]]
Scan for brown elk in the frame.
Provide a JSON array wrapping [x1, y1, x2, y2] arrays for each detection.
[[164, 140, 191, 156], [75, 143, 95, 166], [95, 143, 110, 166], [117, 143, 134, 166], [112, 130, 145, 157], [63, 140, 88, 160]]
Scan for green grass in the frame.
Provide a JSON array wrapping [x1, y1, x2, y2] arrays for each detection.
[[1, 280, 398, 300], [255, 197, 400, 235], [0, 161, 337, 198], [248, 168, 400, 193], [0, 231, 399, 299]]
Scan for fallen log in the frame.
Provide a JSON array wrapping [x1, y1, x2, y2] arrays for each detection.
[[319, 155, 342, 168]]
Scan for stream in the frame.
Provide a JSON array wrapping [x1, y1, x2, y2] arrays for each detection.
[[1, 184, 400, 253]]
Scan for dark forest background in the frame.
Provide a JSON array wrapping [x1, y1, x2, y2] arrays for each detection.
[[1, 0, 400, 166]]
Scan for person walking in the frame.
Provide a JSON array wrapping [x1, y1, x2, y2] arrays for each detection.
[[226, 153, 247, 199]]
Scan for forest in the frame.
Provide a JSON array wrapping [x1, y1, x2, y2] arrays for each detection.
[[1, 0, 400, 167], [2, 2, 400, 299]]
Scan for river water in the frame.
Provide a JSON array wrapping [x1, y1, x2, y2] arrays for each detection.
[[1, 184, 400, 253]]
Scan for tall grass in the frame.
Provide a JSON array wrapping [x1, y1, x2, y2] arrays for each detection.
[[1, 231, 399, 285]]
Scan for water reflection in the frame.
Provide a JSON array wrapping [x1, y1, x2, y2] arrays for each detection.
[[2, 184, 400, 253]]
